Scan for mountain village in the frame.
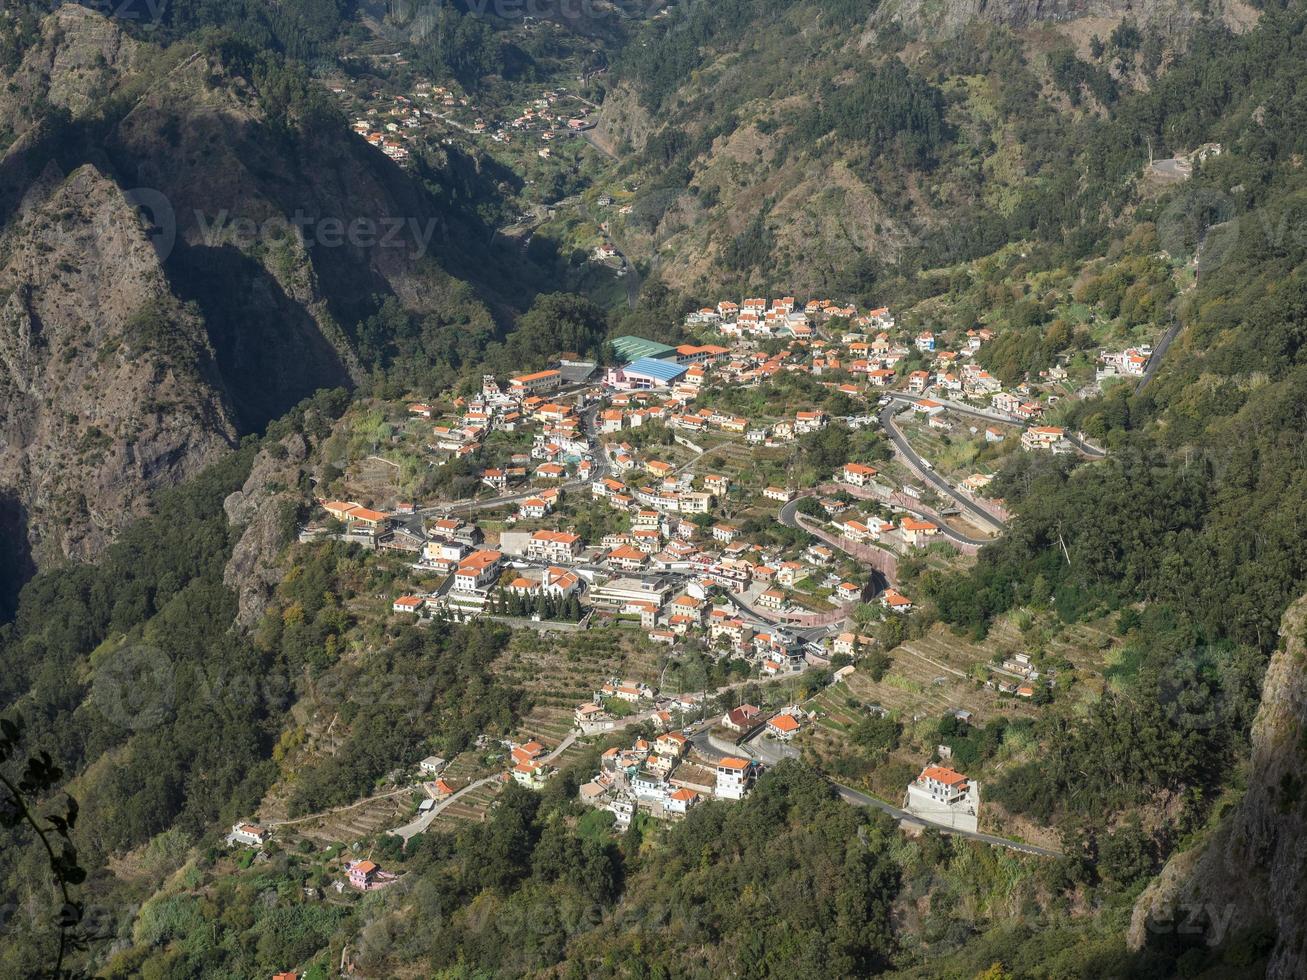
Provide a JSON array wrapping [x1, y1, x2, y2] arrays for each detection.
[[228, 292, 1132, 853]]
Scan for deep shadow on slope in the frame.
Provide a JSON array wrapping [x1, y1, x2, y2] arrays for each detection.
[[167, 242, 353, 433], [0, 493, 35, 621]]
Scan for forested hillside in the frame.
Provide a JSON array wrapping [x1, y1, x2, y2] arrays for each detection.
[[594, 0, 1265, 297]]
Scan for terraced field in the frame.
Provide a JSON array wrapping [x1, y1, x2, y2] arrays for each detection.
[[497, 626, 664, 717], [425, 778, 506, 831], [411, 627, 666, 828], [697, 440, 793, 491], [278, 791, 415, 846], [803, 612, 1120, 757]]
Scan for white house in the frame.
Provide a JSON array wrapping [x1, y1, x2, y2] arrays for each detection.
[[226, 823, 269, 848], [454, 550, 502, 593], [526, 529, 582, 562], [903, 764, 980, 833], [715, 757, 756, 800]]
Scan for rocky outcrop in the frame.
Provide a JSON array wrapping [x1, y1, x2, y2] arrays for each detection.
[[0, 163, 237, 568], [1129, 593, 1307, 978], [0, 7, 496, 583], [222, 427, 323, 631], [0, 5, 144, 141]]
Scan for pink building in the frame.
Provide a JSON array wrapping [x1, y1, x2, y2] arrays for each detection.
[[346, 859, 398, 891]]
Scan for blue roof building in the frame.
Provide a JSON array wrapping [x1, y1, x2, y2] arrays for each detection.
[[619, 357, 688, 389]]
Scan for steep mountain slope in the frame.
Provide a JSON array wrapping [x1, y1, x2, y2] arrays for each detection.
[[593, 0, 1260, 298], [1130, 593, 1307, 979], [0, 7, 509, 599], [883, 0, 1258, 34], [0, 162, 237, 573]]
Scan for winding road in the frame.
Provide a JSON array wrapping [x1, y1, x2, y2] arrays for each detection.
[[833, 782, 1063, 857], [686, 716, 1062, 857], [1138, 317, 1183, 391], [388, 730, 580, 841], [879, 398, 1009, 535]]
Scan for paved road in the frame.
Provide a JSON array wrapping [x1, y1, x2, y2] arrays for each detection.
[[832, 782, 1063, 858], [265, 787, 410, 829], [778, 498, 897, 594], [781, 491, 961, 571], [1149, 157, 1191, 181], [1063, 432, 1107, 459], [884, 394, 1019, 427], [1138, 317, 1183, 391], [880, 399, 1009, 535], [389, 731, 580, 841], [388, 773, 500, 841]]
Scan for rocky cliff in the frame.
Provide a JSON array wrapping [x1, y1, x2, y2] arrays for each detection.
[[0, 7, 496, 590], [222, 427, 321, 631], [0, 162, 237, 569], [1129, 593, 1307, 978]]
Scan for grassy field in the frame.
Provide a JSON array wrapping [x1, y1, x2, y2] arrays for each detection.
[[896, 415, 1021, 484]]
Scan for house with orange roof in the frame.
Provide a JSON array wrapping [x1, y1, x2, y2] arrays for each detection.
[[766, 712, 802, 740], [1020, 426, 1070, 453], [509, 368, 562, 395], [347, 859, 386, 890], [904, 764, 979, 832], [453, 550, 502, 593], [320, 499, 361, 521], [715, 757, 756, 800], [512, 759, 554, 788], [607, 544, 648, 571], [342, 506, 388, 529], [526, 529, 582, 562], [899, 518, 940, 548], [668, 594, 704, 624], [881, 589, 913, 613], [665, 786, 700, 815], [842, 462, 879, 487]]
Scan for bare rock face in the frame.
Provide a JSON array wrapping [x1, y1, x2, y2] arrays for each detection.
[[0, 163, 237, 566], [0, 6, 493, 587], [1130, 594, 1307, 978], [0, 5, 144, 140], [223, 429, 320, 631]]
